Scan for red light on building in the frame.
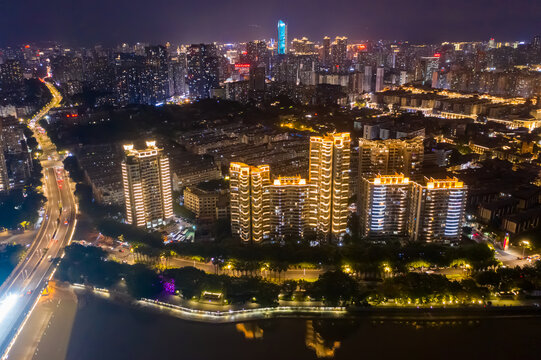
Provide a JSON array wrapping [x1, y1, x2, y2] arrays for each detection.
[[357, 44, 366, 51], [234, 63, 251, 68], [25, 45, 30, 49], [241, 51, 247, 55], [434, 53, 441, 58]]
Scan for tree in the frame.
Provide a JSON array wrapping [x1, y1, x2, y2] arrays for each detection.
[[308, 271, 359, 306], [125, 264, 162, 299]]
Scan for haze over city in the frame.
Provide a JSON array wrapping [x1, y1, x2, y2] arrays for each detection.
[[1, 0, 541, 45]]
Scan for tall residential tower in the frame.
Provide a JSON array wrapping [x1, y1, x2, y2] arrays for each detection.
[[308, 133, 351, 240], [121, 141, 173, 228]]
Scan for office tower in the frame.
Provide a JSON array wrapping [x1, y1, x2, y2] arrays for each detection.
[[229, 162, 270, 243], [359, 174, 411, 237], [308, 133, 351, 241], [277, 20, 287, 55], [409, 177, 467, 242], [121, 141, 173, 228], [375, 67, 384, 92], [363, 66, 372, 92], [187, 44, 220, 98], [268, 176, 312, 240], [358, 137, 424, 178]]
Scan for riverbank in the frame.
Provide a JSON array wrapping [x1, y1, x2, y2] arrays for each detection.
[[71, 283, 541, 325]]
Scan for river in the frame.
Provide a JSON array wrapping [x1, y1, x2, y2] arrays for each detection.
[[63, 294, 541, 360]]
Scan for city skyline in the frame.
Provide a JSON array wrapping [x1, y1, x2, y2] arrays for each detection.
[[2, 4, 541, 358], [1, 0, 541, 46]]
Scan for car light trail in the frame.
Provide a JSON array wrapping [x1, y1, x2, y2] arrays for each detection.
[[0, 295, 18, 325]]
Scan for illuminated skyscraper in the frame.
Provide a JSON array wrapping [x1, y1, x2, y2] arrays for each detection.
[[277, 20, 287, 55], [229, 162, 270, 243], [308, 133, 351, 240], [409, 177, 467, 242], [121, 141, 173, 228], [359, 174, 411, 237]]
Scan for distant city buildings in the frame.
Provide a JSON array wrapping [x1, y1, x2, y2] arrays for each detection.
[[187, 44, 220, 99], [121, 141, 173, 228]]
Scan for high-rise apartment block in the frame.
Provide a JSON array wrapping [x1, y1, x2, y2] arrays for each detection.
[[187, 44, 220, 99], [308, 133, 351, 240], [358, 137, 424, 178], [409, 177, 467, 242], [359, 174, 411, 237], [229, 163, 270, 243], [359, 174, 467, 242], [230, 133, 351, 243], [121, 141, 173, 228], [269, 176, 313, 240]]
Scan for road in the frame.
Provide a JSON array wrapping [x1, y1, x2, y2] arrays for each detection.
[[0, 81, 78, 359]]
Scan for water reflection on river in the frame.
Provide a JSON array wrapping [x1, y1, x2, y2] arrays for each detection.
[[66, 295, 541, 360]]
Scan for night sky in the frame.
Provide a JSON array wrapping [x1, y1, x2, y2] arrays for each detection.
[[1, 0, 540, 45]]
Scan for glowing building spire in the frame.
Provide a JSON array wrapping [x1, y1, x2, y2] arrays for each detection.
[[277, 20, 287, 55]]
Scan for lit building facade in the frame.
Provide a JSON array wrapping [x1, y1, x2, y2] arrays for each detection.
[[409, 177, 467, 242], [358, 136, 424, 178], [359, 174, 411, 237], [268, 176, 313, 240], [121, 141, 173, 228], [229, 162, 270, 243], [277, 20, 288, 55], [308, 133, 351, 240], [229, 132, 352, 244]]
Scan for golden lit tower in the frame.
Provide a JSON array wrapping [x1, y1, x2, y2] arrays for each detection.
[[308, 133, 351, 240], [121, 141, 173, 228], [409, 177, 467, 242], [229, 162, 270, 243], [359, 174, 411, 237]]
